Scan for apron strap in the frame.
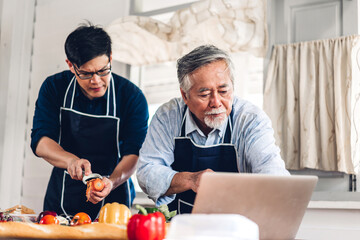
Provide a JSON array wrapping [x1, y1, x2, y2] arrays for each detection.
[[63, 76, 76, 109], [180, 106, 188, 137], [178, 199, 194, 215], [223, 109, 234, 144], [62, 74, 116, 117], [61, 170, 106, 220], [61, 170, 71, 220], [106, 74, 116, 117]]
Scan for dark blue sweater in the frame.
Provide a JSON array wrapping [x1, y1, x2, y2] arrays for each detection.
[[31, 70, 149, 158]]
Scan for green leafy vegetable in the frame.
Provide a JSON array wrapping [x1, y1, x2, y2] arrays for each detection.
[[137, 204, 176, 222]]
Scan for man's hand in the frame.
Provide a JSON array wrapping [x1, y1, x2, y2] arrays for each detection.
[[67, 158, 92, 181], [190, 169, 214, 193], [165, 169, 215, 195], [86, 177, 113, 204]]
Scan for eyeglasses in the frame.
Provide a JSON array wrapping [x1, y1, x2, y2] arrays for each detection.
[[73, 61, 112, 80]]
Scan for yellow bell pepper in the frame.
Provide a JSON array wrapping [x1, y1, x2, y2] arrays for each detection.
[[98, 202, 132, 225]]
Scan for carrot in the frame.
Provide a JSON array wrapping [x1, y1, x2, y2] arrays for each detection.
[[86, 178, 105, 202], [93, 178, 105, 191], [86, 180, 92, 202]]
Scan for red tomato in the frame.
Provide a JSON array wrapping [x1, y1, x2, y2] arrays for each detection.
[[71, 212, 92, 226], [39, 215, 60, 225], [37, 211, 57, 223]]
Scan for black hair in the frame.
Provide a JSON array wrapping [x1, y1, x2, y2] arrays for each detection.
[[64, 21, 112, 67]]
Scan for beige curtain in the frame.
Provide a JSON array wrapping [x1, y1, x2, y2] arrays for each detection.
[[264, 36, 360, 174], [106, 0, 267, 65]]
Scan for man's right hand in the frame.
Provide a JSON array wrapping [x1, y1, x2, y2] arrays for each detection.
[[165, 169, 214, 195], [67, 158, 92, 181], [36, 137, 92, 181], [190, 169, 214, 193]]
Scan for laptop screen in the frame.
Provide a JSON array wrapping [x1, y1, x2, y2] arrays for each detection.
[[192, 172, 318, 240]]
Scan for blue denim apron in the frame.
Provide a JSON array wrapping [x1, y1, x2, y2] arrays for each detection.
[[168, 107, 239, 214], [43, 75, 135, 220]]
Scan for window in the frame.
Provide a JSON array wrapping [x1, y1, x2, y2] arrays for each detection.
[[131, 0, 197, 16]]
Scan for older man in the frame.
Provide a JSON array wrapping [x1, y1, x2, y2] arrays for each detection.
[[137, 45, 289, 214]]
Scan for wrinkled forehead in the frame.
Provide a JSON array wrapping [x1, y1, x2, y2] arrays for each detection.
[[190, 61, 232, 83]]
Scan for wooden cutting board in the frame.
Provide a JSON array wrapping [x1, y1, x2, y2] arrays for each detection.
[[0, 222, 128, 239]]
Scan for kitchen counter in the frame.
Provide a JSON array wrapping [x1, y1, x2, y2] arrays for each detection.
[[0, 222, 128, 239]]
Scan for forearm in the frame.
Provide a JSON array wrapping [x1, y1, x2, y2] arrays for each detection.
[[166, 169, 215, 195], [108, 154, 138, 190], [164, 172, 194, 195], [35, 136, 79, 169]]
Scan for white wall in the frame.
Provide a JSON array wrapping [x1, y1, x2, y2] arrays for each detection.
[[0, 0, 131, 212], [0, 0, 36, 210]]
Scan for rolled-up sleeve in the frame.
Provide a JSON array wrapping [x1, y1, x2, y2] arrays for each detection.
[[137, 102, 181, 206]]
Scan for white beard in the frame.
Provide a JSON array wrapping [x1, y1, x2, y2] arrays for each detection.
[[204, 107, 227, 129]]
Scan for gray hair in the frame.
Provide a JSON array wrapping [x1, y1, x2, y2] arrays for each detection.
[[177, 45, 235, 94]]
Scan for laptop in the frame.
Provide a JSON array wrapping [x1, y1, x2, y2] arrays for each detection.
[[192, 172, 318, 240]]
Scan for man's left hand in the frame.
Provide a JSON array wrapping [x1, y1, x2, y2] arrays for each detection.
[[87, 177, 114, 204]]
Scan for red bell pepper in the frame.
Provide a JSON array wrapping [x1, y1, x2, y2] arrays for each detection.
[[127, 205, 166, 240]]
